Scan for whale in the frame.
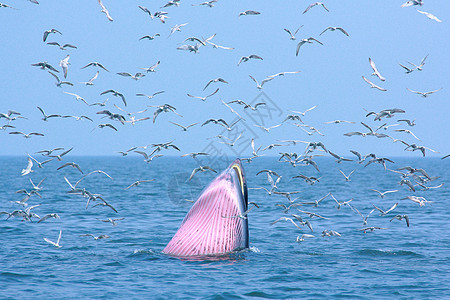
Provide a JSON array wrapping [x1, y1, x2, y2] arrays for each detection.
[[163, 159, 249, 257]]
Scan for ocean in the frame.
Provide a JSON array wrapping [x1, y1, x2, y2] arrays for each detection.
[[1, 156, 448, 299]]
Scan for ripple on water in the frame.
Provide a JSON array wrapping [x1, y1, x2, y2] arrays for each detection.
[[357, 249, 424, 257]]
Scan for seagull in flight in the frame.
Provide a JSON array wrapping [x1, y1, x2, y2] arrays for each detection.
[[187, 88, 219, 101], [237, 55, 263, 66], [238, 10, 260, 17], [139, 34, 160, 41], [47, 42, 77, 51], [101, 89, 126, 106], [370, 189, 398, 198], [136, 91, 165, 100], [417, 10, 442, 22], [320, 27, 349, 36], [126, 180, 154, 189], [81, 62, 109, 72], [303, 2, 329, 14], [284, 26, 303, 40], [169, 23, 188, 36], [43, 28, 62, 42], [48, 71, 73, 87], [80, 71, 99, 86], [296, 37, 323, 56], [140, 61, 160, 73], [337, 169, 355, 181], [64, 92, 89, 105], [98, 0, 113, 21], [369, 58, 385, 81], [203, 78, 228, 90], [390, 214, 410, 227], [406, 88, 442, 98], [373, 203, 398, 216], [249, 75, 273, 89], [10, 131, 44, 139], [44, 230, 62, 248], [362, 76, 387, 91], [31, 62, 59, 73], [188, 166, 217, 181], [169, 121, 198, 131], [59, 54, 70, 78], [80, 234, 111, 240]]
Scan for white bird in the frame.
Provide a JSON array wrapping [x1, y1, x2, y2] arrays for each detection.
[[203, 78, 228, 90], [169, 121, 198, 131], [187, 88, 219, 101], [80, 71, 99, 86], [97, 217, 125, 226], [401, 0, 423, 8], [64, 92, 89, 105], [296, 234, 315, 242], [206, 41, 234, 50], [296, 37, 323, 56], [43, 28, 62, 42], [188, 166, 217, 181], [48, 71, 73, 87], [337, 169, 355, 181], [140, 61, 160, 73], [59, 54, 70, 78], [417, 10, 442, 22], [249, 75, 273, 89], [268, 71, 301, 78], [21, 158, 34, 176], [303, 2, 329, 14], [169, 23, 188, 36], [320, 27, 349, 36], [254, 124, 281, 133], [284, 26, 303, 40], [98, 0, 113, 21], [136, 91, 165, 100], [369, 58, 385, 81], [38, 213, 60, 223], [373, 203, 398, 216], [80, 234, 110, 240], [237, 54, 263, 66], [370, 189, 398, 198], [238, 10, 260, 17], [126, 180, 154, 189], [43, 230, 62, 248], [362, 76, 387, 91], [406, 88, 442, 98]]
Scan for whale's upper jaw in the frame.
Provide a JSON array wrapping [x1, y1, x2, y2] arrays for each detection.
[[163, 159, 249, 257]]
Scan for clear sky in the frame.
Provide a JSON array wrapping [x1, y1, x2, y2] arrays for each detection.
[[0, 0, 449, 159]]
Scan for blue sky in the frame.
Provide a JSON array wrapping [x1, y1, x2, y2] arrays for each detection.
[[0, 0, 449, 158]]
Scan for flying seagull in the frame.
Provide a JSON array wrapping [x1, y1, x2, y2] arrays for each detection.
[[296, 37, 323, 56], [362, 76, 387, 91], [284, 26, 303, 40], [303, 2, 329, 14], [369, 58, 386, 81], [43, 28, 62, 42], [43, 230, 62, 248], [320, 27, 349, 36]]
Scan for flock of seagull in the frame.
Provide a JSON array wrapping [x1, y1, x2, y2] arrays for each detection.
[[1, 0, 448, 249]]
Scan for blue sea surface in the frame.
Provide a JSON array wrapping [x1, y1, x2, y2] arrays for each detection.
[[0, 156, 449, 299]]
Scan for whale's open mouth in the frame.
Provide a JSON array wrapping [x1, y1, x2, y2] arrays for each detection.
[[163, 159, 249, 257]]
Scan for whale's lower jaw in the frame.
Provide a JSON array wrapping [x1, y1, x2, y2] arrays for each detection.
[[163, 159, 248, 257]]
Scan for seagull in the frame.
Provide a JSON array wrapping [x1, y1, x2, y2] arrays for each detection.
[[126, 180, 154, 189], [29, 177, 46, 191], [369, 58, 385, 81], [81, 62, 109, 72], [169, 23, 188, 36], [402, 196, 432, 207], [37, 106, 63, 121], [417, 10, 442, 22], [21, 157, 34, 176], [237, 54, 263, 66], [296, 234, 315, 242], [408, 54, 428, 71], [139, 34, 160, 41], [399, 179, 416, 192], [43, 28, 62, 42], [98, 123, 118, 131], [331, 195, 354, 210], [59, 54, 70, 78], [249, 75, 273, 89], [49, 147, 73, 161], [177, 44, 201, 53], [227, 100, 266, 111], [401, 0, 423, 7], [101, 90, 127, 106], [80, 234, 110, 240], [117, 72, 145, 80], [394, 129, 420, 140], [187, 88, 219, 101], [373, 203, 398, 216], [161, 0, 180, 8], [353, 207, 375, 226], [92, 198, 118, 213], [362, 76, 387, 91], [80, 71, 99, 86], [370, 189, 398, 198], [300, 193, 330, 207], [297, 209, 329, 219], [169, 121, 198, 131], [48, 71, 73, 87], [47, 42, 77, 51], [390, 214, 410, 227], [98, 0, 113, 21], [254, 124, 281, 133], [399, 63, 415, 74], [44, 230, 62, 248], [10, 132, 44, 139], [324, 119, 355, 124], [184, 37, 207, 46], [140, 61, 160, 73], [406, 88, 442, 98], [222, 203, 258, 220], [291, 106, 317, 117], [0, 3, 17, 9], [203, 78, 228, 90], [63, 92, 89, 105], [284, 26, 303, 40], [296, 37, 323, 56], [192, 0, 218, 7], [38, 213, 60, 223], [321, 230, 341, 237], [188, 166, 217, 181], [271, 217, 303, 230], [97, 217, 125, 226], [398, 119, 416, 127], [320, 27, 349, 36], [359, 227, 388, 233], [206, 41, 234, 50], [268, 71, 301, 78], [181, 152, 209, 158], [31, 62, 59, 72], [150, 104, 181, 123], [238, 10, 260, 17], [337, 169, 355, 181], [329, 151, 353, 163], [57, 162, 83, 174], [36, 147, 64, 156], [303, 2, 329, 14], [136, 91, 165, 99]]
